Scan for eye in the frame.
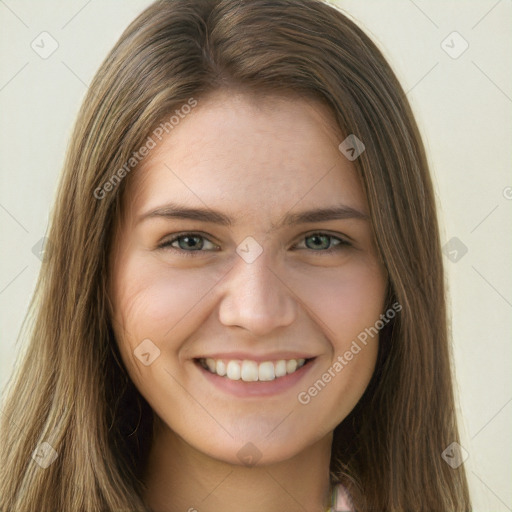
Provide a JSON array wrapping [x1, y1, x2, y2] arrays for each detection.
[[158, 233, 219, 255], [295, 232, 351, 253], [157, 231, 351, 257]]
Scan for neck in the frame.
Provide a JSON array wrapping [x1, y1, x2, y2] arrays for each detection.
[[143, 417, 333, 512]]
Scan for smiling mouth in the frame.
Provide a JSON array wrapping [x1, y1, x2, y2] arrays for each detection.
[[195, 357, 315, 382]]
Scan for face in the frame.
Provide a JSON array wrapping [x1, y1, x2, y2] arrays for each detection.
[[109, 90, 387, 466]]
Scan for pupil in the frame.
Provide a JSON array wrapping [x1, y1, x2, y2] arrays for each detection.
[[181, 236, 202, 250], [307, 234, 329, 250]]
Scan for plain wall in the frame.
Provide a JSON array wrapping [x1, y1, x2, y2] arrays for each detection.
[[1, 1, 510, 510]]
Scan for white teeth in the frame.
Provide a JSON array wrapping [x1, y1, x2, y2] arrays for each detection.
[[275, 360, 287, 378], [216, 360, 226, 376], [200, 357, 308, 381], [258, 361, 275, 381], [206, 358, 216, 372], [226, 360, 241, 380], [241, 360, 259, 382], [286, 359, 297, 374]]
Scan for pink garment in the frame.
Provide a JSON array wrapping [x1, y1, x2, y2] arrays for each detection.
[[331, 483, 355, 511]]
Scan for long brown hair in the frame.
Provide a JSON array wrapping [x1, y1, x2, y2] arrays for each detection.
[[0, 0, 471, 510]]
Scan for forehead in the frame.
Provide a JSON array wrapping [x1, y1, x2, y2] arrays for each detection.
[[124, 90, 367, 223]]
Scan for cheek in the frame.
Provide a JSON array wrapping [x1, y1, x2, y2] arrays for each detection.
[[291, 262, 386, 424], [110, 253, 224, 352], [292, 257, 387, 346]]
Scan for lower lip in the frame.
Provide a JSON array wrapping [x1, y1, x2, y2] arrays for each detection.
[[194, 359, 316, 398]]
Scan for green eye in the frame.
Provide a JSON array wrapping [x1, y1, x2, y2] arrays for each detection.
[[173, 235, 206, 251], [158, 232, 351, 257], [158, 233, 219, 255], [300, 233, 350, 253]]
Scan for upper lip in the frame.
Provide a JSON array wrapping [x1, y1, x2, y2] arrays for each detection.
[[194, 352, 316, 362]]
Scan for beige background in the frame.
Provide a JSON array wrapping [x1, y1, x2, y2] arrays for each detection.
[[1, 1, 510, 510]]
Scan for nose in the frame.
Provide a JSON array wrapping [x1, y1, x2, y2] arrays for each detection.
[[217, 249, 297, 336]]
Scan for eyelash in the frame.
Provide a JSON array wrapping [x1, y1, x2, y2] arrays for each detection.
[[157, 232, 351, 257]]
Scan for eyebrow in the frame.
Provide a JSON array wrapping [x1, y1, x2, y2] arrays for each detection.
[[137, 202, 368, 228]]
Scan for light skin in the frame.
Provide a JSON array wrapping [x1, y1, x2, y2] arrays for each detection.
[[109, 90, 388, 512]]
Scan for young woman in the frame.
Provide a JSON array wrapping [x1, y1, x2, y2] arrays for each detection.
[[0, 0, 472, 510]]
